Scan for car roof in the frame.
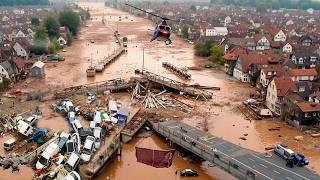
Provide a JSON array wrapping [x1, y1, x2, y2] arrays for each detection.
[[4, 138, 16, 144], [84, 136, 95, 149], [66, 153, 80, 165]]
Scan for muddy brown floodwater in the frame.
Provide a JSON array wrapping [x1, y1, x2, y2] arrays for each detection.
[[4, 2, 320, 180]]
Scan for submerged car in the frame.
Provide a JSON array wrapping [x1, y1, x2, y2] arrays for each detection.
[[180, 169, 198, 177], [80, 136, 95, 163], [65, 171, 81, 180]]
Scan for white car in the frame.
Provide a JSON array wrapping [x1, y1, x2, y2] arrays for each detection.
[[93, 127, 102, 149], [36, 142, 60, 170], [80, 136, 95, 163], [64, 153, 81, 172], [25, 115, 39, 126], [65, 171, 81, 180]]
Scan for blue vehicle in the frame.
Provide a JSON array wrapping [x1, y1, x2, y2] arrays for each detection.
[[293, 154, 309, 166], [28, 128, 47, 144]]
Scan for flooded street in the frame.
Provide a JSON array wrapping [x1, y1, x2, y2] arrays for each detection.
[[5, 2, 320, 180]]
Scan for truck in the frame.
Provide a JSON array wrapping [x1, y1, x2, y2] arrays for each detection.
[[274, 144, 309, 167]]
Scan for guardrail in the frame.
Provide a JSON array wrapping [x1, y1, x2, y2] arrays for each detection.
[[155, 123, 260, 180]]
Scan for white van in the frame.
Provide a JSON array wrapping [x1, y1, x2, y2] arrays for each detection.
[[36, 142, 60, 170], [17, 120, 34, 136], [3, 138, 16, 151], [25, 115, 39, 126], [81, 136, 95, 163], [93, 127, 102, 149]]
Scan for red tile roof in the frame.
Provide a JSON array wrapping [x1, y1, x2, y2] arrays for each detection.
[[289, 68, 318, 77], [223, 46, 247, 61], [273, 77, 297, 97], [297, 102, 320, 112]]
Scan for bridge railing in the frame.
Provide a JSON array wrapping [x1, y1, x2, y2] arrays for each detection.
[[156, 123, 268, 180]]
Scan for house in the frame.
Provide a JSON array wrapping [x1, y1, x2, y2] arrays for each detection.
[[224, 16, 231, 26], [222, 37, 256, 52], [282, 43, 292, 54], [299, 35, 312, 46], [223, 46, 247, 75], [266, 77, 297, 116], [254, 34, 271, 50], [205, 27, 228, 37], [13, 38, 31, 59], [258, 65, 286, 97], [57, 36, 67, 47], [0, 60, 15, 80], [271, 28, 286, 42], [31, 61, 45, 77], [233, 53, 276, 83], [289, 69, 317, 82], [289, 53, 318, 69]]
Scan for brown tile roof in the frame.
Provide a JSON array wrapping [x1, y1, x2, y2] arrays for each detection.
[[238, 53, 280, 73], [289, 68, 318, 76], [223, 46, 247, 61], [297, 102, 320, 112], [261, 65, 287, 79], [273, 77, 297, 97]]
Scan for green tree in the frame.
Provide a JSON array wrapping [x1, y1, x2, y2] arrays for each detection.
[[194, 40, 214, 57], [33, 26, 49, 54], [48, 37, 60, 54], [66, 31, 73, 46], [59, 11, 80, 36], [190, 5, 196, 11], [31, 17, 40, 26], [181, 25, 189, 39], [44, 16, 60, 38], [209, 44, 224, 64]]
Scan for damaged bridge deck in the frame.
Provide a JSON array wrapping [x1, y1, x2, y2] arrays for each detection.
[[152, 120, 320, 180], [137, 70, 213, 99]]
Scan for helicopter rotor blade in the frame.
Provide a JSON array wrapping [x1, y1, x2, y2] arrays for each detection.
[[125, 3, 171, 21]]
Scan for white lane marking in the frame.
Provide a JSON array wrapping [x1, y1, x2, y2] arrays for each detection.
[[249, 158, 255, 162], [273, 170, 281, 174], [260, 163, 267, 168], [286, 177, 294, 180], [251, 154, 311, 180]]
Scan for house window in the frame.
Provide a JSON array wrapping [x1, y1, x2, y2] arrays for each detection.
[[299, 86, 305, 92]]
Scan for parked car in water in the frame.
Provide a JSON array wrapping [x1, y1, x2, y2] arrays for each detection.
[[65, 139, 79, 154], [65, 171, 81, 180], [36, 142, 60, 172], [93, 127, 102, 149], [25, 115, 39, 126], [180, 169, 198, 177], [64, 153, 81, 172], [80, 136, 95, 163]]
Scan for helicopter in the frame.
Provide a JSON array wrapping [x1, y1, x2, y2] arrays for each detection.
[[125, 3, 173, 45]]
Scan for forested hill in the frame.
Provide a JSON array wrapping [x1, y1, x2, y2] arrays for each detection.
[[210, 0, 320, 11], [0, 0, 49, 6]]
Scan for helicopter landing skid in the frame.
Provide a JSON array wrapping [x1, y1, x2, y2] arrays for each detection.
[[165, 39, 172, 45]]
